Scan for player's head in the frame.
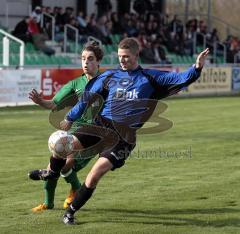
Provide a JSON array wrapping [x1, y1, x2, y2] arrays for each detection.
[[81, 41, 104, 76], [118, 37, 140, 71]]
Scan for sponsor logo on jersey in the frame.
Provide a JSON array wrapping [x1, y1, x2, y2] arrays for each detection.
[[115, 88, 139, 100]]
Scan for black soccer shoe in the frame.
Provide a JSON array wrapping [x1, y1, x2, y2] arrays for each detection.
[[28, 169, 60, 181], [63, 212, 76, 225]]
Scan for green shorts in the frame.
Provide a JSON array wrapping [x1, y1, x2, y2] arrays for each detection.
[[73, 155, 93, 172]]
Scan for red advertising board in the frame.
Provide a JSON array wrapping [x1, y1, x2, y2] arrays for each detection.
[[41, 69, 83, 99], [41, 68, 109, 100]]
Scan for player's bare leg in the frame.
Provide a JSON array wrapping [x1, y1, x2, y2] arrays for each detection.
[[85, 157, 113, 188], [63, 157, 113, 224]]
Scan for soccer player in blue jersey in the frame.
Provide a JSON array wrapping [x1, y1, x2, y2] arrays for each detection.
[[35, 37, 209, 224]]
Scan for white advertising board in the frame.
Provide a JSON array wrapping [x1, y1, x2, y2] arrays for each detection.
[[0, 70, 41, 107]]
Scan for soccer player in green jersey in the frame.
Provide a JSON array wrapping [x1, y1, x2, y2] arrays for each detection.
[[28, 41, 104, 211]]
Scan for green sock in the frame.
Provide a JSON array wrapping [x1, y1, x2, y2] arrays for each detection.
[[63, 170, 81, 191], [44, 179, 58, 208]]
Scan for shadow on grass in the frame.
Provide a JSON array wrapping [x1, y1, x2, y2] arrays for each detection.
[[80, 207, 240, 228]]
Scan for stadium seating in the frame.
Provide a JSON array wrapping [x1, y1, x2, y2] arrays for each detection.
[[0, 52, 73, 66], [0, 38, 74, 66], [216, 56, 225, 64], [196, 46, 204, 54], [110, 34, 121, 44], [0, 32, 228, 66], [102, 56, 111, 64]]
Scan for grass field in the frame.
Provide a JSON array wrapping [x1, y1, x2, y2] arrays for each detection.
[[0, 96, 240, 234]]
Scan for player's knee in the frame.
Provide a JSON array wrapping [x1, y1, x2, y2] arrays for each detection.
[[85, 158, 112, 187], [87, 174, 99, 187], [85, 171, 102, 188]]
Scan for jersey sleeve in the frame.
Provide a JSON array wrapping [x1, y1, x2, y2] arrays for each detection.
[[52, 81, 75, 105], [145, 66, 202, 97], [65, 72, 109, 122]]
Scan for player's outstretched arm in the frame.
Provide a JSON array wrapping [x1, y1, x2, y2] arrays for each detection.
[[144, 48, 210, 99], [28, 88, 56, 110], [195, 48, 210, 69]]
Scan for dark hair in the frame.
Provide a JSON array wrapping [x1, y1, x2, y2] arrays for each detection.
[[118, 37, 140, 55], [82, 41, 104, 61]]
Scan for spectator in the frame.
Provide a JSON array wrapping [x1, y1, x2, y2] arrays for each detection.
[[86, 17, 108, 44], [62, 7, 74, 25], [31, 6, 42, 24], [152, 40, 169, 64], [77, 11, 87, 28], [137, 31, 146, 46], [96, 15, 112, 44], [28, 17, 40, 35], [106, 20, 113, 37], [198, 20, 207, 34], [29, 17, 55, 56], [209, 28, 220, 43], [96, 15, 108, 36], [67, 18, 87, 43], [110, 12, 123, 34], [42, 7, 53, 38], [140, 41, 157, 63], [226, 36, 239, 63], [125, 20, 138, 37], [12, 16, 32, 43], [151, 21, 159, 38], [54, 7, 64, 32], [145, 22, 153, 35]]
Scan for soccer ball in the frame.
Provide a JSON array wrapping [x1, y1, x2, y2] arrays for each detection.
[[48, 130, 75, 158]]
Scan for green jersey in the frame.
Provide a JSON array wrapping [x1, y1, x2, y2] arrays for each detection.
[[52, 74, 98, 129], [49, 75, 96, 172], [53, 74, 88, 105]]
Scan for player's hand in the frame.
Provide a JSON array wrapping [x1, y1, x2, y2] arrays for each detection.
[[60, 119, 72, 131], [28, 89, 43, 105], [195, 48, 210, 69]]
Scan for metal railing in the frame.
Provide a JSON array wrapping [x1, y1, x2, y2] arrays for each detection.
[[64, 24, 79, 63], [41, 12, 55, 41], [0, 29, 24, 67]]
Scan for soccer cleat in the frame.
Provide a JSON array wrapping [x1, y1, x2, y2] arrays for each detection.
[[63, 212, 75, 225], [28, 169, 60, 181], [32, 203, 53, 212], [63, 190, 77, 209]]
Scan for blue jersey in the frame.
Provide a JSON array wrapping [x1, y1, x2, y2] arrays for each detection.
[[66, 65, 202, 126]]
